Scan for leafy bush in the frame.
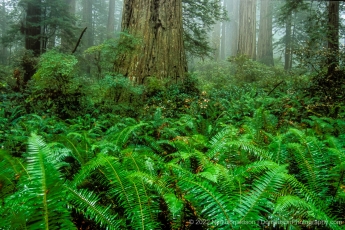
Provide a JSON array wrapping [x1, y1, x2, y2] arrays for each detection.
[[26, 50, 90, 118]]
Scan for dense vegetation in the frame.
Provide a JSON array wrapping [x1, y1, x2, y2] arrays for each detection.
[[1, 48, 345, 229], [1, 0, 345, 229]]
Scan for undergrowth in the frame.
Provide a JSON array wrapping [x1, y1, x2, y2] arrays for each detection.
[[0, 55, 345, 229]]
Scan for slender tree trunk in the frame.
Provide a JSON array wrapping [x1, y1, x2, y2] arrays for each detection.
[[229, 0, 239, 57], [1, 0, 8, 65], [238, 0, 256, 60], [212, 21, 221, 61], [107, 0, 116, 39], [117, 0, 187, 84], [82, 0, 93, 74], [327, 1, 339, 75], [23, 0, 41, 84], [61, 0, 76, 51], [284, 13, 292, 71], [25, 0, 41, 56], [220, 0, 227, 60], [82, 0, 93, 48], [257, 0, 274, 66]]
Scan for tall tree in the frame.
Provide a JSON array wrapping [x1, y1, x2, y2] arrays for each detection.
[[327, 1, 339, 75], [107, 0, 116, 39], [82, 0, 93, 49], [284, 12, 292, 71], [257, 0, 274, 66], [24, 0, 42, 56], [0, 0, 8, 65], [182, 0, 227, 58], [237, 0, 256, 60], [212, 20, 221, 61], [229, 0, 239, 57], [117, 0, 187, 84], [23, 0, 42, 84], [61, 0, 76, 52]]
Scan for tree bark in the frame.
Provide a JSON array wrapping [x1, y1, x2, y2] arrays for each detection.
[[220, 0, 227, 60], [284, 13, 292, 71], [257, 0, 274, 66], [117, 0, 187, 84], [229, 0, 239, 57], [107, 0, 116, 39], [25, 0, 41, 56], [238, 0, 256, 60], [0, 0, 8, 65], [327, 1, 339, 75], [212, 21, 221, 61], [82, 0, 93, 48], [23, 0, 41, 84]]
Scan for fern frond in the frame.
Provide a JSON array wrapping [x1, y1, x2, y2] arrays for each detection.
[[65, 185, 123, 230], [169, 164, 235, 229], [24, 133, 74, 229], [274, 195, 342, 230], [234, 165, 287, 225]]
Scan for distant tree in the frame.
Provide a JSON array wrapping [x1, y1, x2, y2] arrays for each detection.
[[237, 0, 256, 60], [24, 0, 41, 57], [117, 0, 187, 84], [22, 0, 42, 84], [107, 0, 116, 39], [327, 1, 339, 75], [82, 0, 93, 48], [0, 0, 9, 65], [228, 0, 239, 57], [212, 13, 221, 61], [61, 0, 76, 52], [182, 0, 227, 58], [257, 0, 274, 66]]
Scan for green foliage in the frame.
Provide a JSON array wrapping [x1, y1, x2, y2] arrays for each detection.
[[1, 43, 345, 229], [84, 32, 142, 78], [182, 0, 227, 58], [27, 50, 89, 118]]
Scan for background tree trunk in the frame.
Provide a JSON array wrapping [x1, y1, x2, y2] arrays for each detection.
[[284, 13, 292, 71], [107, 0, 116, 39], [229, 0, 239, 57], [257, 0, 274, 66], [327, 1, 339, 75], [212, 21, 221, 61], [237, 0, 256, 60], [0, 0, 8, 65], [61, 0, 76, 52], [82, 0, 93, 74], [220, 0, 226, 60], [23, 0, 41, 84], [117, 0, 187, 84], [25, 0, 41, 56]]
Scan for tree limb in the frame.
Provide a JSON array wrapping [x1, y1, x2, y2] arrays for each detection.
[[72, 27, 87, 54]]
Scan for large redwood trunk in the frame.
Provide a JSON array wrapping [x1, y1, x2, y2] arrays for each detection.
[[117, 0, 187, 84], [257, 0, 274, 66], [237, 0, 256, 60]]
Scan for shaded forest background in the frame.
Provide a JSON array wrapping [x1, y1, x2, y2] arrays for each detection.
[[1, 0, 345, 229]]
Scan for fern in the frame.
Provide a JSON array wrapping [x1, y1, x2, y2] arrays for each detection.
[[65, 185, 123, 229], [234, 165, 287, 227]]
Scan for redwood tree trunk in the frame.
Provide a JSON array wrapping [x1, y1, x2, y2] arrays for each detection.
[[117, 0, 187, 84], [257, 0, 274, 66], [107, 0, 116, 39], [327, 1, 339, 75], [23, 0, 41, 84], [229, 0, 239, 57], [25, 0, 41, 56], [284, 14, 292, 71], [237, 0, 256, 60]]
